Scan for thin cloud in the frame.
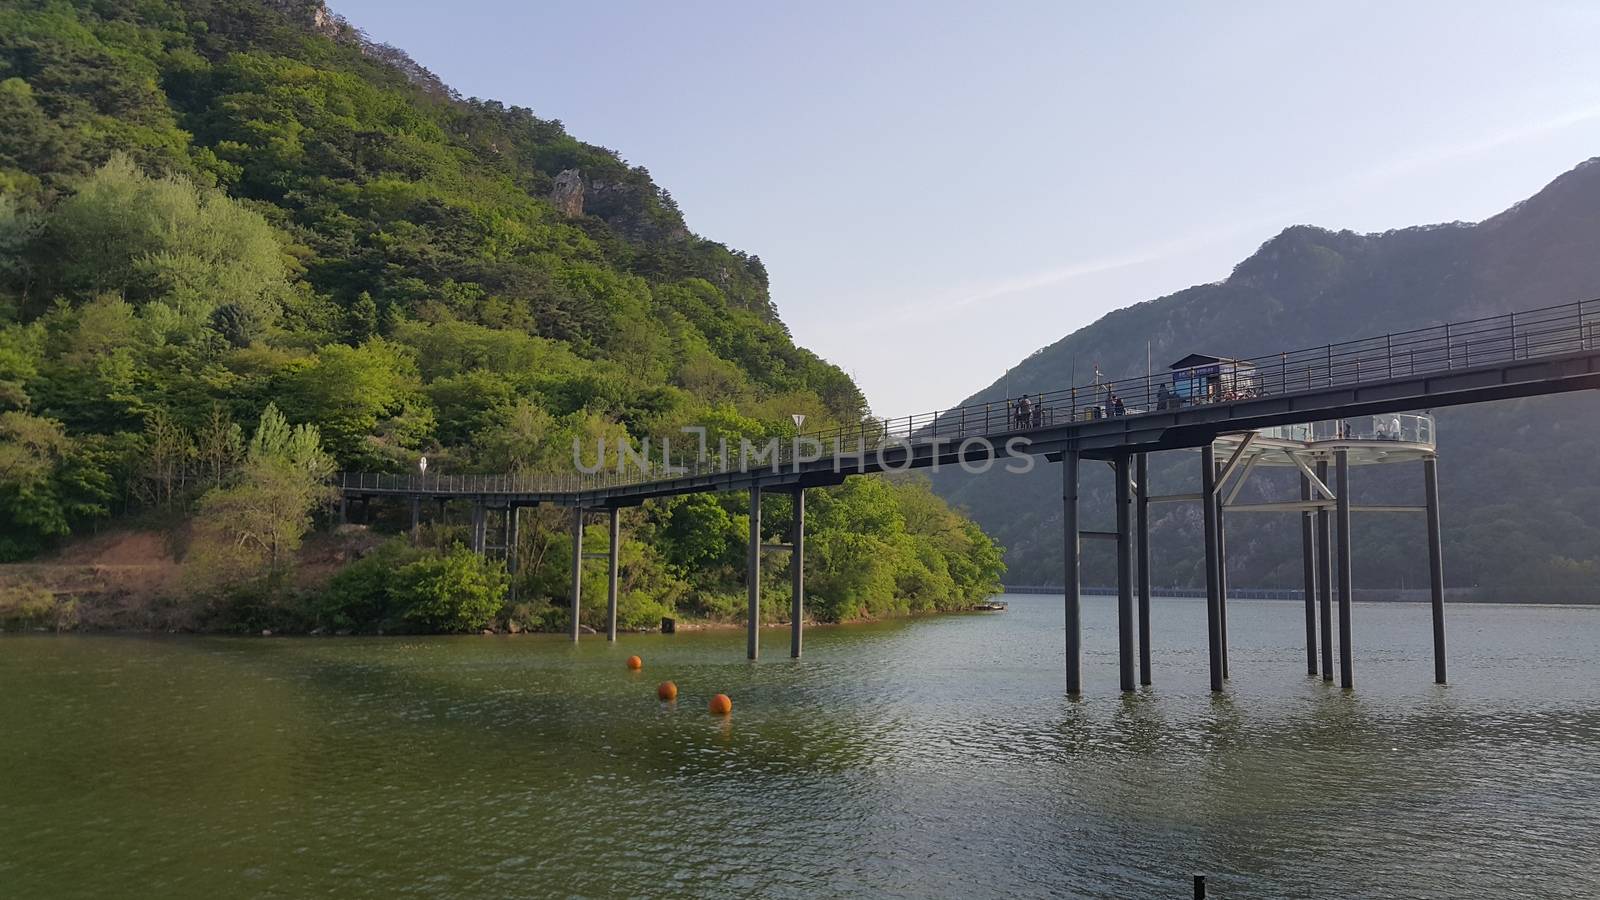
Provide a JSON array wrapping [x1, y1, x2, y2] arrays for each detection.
[[880, 101, 1600, 323]]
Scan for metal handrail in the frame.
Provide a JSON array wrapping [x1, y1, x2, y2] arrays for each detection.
[[337, 297, 1595, 495]]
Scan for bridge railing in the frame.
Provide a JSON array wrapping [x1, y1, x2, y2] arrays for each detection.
[[339, 298, 1596, 495], [1256, 412, 1435, 445]]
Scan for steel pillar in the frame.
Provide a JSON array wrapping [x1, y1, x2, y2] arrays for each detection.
[[1135, 453, 1152, 686], [472, 502, 486, 553], [606, 507, 620, 642], [1063, 450, 1082, 696], [410, 496, 420, 542], [569, 507, 583, 642], [1201, 444, 1224, 693], [507, 505, 520, 602], [1215, 491, 1230, 681], [1423, 456, 1447, 684], [1299, 474, 1318, 676], [791, 487, 805, 659], [1336, 450, 1354, 689], [338, 493, 347, 525], [1115, 454, 1135, 693], [1316, 460, 1334, 682], [507, 506, 520, 574], [747, 487, 761, 661]]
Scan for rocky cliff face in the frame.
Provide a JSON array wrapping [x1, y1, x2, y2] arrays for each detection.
[[550, 169, 584, 217], [263, 0, 341, 37]]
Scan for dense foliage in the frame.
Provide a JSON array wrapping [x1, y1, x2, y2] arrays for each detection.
[[0, 0, 1003, 630]]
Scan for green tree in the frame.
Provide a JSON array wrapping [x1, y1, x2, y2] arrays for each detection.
[[39, 157, 289, 327], [279, 339, 433, 467], [315, 538, 425, 631], [0, 410, 110, 560], [186, 403, 334, 589], [396, 544, 508, 632]]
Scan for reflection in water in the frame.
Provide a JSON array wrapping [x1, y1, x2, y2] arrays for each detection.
[[3, 596, 1599, 898]]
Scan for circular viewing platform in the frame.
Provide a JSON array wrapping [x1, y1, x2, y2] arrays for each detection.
[[1215, 413, 1436, 466]]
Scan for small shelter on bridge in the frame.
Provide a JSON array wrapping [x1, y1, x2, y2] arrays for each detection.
[[1168, 353, 1258, 405]]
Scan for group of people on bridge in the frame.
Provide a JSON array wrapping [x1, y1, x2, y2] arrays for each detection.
[[1010, 392, 1126, 429], [1012, 395, 1045, 429]]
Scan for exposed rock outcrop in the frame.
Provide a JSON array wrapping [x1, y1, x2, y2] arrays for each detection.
[[551, 169, 585, 217]]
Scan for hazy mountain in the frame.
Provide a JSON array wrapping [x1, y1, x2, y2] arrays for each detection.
[[933, 159, 1600, 600]]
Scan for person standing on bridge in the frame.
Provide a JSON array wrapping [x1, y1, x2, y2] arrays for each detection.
[[1110, 393, 1126, 417], [1015, 394, 1033, 429]]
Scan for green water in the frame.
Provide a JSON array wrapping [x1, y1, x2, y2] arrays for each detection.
[[3, 595, 1599, 898]]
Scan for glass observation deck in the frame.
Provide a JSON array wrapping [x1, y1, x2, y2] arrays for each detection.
[[1215, 413, 1436, 466]]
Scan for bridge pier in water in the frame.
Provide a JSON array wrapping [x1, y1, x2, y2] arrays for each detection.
[[1114, 453, 1135, 693], [1201, 444, 1225, 693], [791, 487, 806, 660], [747, 487, 761, 660], [1299, 474, 1318, 676], [1062, 450, 1082, 696], [566, 505, 622, 642], [1424, 457, 1447, 684], [746, 486, 807, 661], [569, 506, 583, 642], [1316, 461, 1334, 682], [1216, 490, 1230, 681], [1336, 450, 1354, 689], [606, 507, 620, 642], [1136, 453, 1152, 686]]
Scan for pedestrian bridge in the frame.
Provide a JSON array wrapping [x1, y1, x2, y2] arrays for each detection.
[[336, 298, 1600, 695]]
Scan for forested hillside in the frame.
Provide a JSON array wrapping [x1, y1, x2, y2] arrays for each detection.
[[0, 0, 1003, 631], [935, 159, 1600, 601]]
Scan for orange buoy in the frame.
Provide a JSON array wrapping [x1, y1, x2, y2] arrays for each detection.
[[626, 655, 643, 670], [657, 681, 678, 701], [708, 693, 732, 715]]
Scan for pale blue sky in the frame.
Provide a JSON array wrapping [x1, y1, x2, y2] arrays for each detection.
[[332, 0, 1600, 414]]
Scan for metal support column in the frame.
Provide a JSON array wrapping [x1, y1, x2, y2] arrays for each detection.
[[791, 487, 805, 659], [338, 492, 348, 525], [1299, 474, 1318, 676], [410, 496, 420, 543], [1316, 460, 1334, 681], [1201, 444, 1224, 693], [1423, 456, 1447, 684], [1135, 453, 1152, 686], [606, 507, 620, 642], [1215, 491, 1230, 681], [1063, 450, 1082, 696], [507, 506, 520, 574], [1115, 454, 1135, 693], [569, 507, 583, 642], [1335, 450, 1354, 689], [747, 487, 762, 661], [507, 505, 520, 602], [472, 502, 486, 554]]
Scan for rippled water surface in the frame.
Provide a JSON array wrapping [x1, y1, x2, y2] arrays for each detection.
[[4, 596, 1600, 898]]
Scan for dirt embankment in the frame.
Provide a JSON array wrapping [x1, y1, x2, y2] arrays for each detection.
[[0, 527, 385, 632], [0, 531, 182, 630]]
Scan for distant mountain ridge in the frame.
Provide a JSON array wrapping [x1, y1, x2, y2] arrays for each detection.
[[933, 159, 1600, 600]]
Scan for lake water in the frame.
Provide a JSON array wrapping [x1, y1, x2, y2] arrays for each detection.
[[3, 595, 1599, 899]]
